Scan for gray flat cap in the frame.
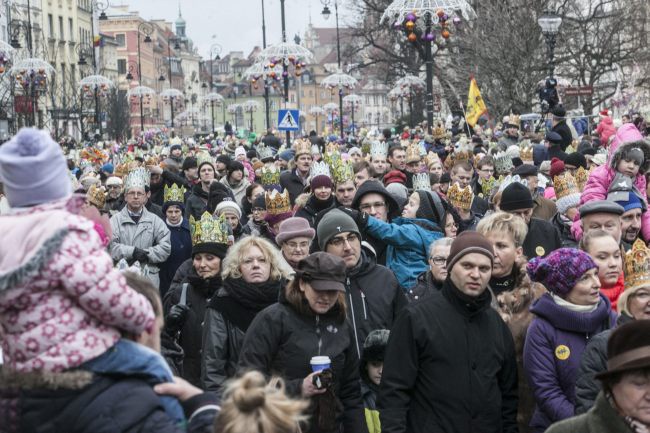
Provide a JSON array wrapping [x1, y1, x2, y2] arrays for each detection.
[[579, 200, 625, 218]]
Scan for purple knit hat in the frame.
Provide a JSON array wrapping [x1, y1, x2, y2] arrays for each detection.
[[527, 248, 597, 296]]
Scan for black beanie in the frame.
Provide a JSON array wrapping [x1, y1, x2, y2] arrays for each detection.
[[415, 190, 437, 221], [182, 156, 197, 170], [192, 242, 229, 259], [564, 152, 587, 169], [228, 160, 245, 176], [500, 182, 533, 211], [217, 154, 231, 165]]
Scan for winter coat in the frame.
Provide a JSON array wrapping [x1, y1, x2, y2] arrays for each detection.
[[218, 175, 250, 205], [237, 294, 368, 433], [163, 267, 221, 388], [552, 120, 573, 151], [378, 280, 519, 433], [523, 293, 616, 432], [351, 180, 401, 222], [574, 313, 633, 414], [551, 213, 578, 248], [532, 194, 557, 222], [344, 251, 408, 360], [0, 197, 155, 373], [361, 381, 381, 433], [595, 116, 616, 146], [0, 370, 219, 433], [407, 270, 442, 302], [522, 217, 562, 259], [365, 216, 443, 290], [280, 169, 309, 205], [160, 219, 192, 299], [294, 194, 335, 227], [546, 392, 635, 433], [184, 184, 210, 221], [109, 206, 171, 288]]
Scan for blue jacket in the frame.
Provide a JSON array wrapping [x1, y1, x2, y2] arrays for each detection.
[[365, 216, 442, 290]]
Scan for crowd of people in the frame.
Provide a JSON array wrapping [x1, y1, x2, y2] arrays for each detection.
[[1, 105, 650, 433]]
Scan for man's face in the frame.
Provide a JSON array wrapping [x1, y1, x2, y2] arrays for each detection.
[[484, 231, 521, 278], [428, 244, 451, 283], [371, 156, 388, 175], [215, 161, 227, 173], [451, 167, 472, 189], [508, 207, 534, 225], [350, 153, 362, 163], [200, 165, 215, 183], [166, 205, 183, 225], [477, 165, 494, 181], [359, 192, 388, 221], [171, 148, 182, 158], [125, 187, 146, 212], [388, 149, 406, 170], [449, 252, 492, 297], [354, 168, 369, 187], [335, 180, 357, 207], [621, 208, 642, 243], [107, 184, 122, 199], [525, 175, 538, 193], [222, 212, 239, 231], [296, 154, 313, 173], [184, 167, 198, 181], [229, 170, 243, 183], [582, 213, 622, 243], [150, 172, 162, 187], [325, 232, 361, 269]]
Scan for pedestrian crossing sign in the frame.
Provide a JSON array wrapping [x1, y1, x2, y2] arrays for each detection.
[[278, 109, 300, 131]]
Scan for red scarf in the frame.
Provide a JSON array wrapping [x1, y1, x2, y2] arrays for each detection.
[[600, 273, 625, 312]]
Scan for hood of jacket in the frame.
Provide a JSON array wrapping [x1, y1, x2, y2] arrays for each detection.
[[530, 292, 612, 333], [608, 123, 646, 162], [351, 180, 401, 220]]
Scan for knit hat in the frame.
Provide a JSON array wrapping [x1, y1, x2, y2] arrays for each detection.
[[317, 208, 361, 250], [216, 154, 231, 166], [564, 152, 587, 169], [500, 182, 533, 211], [596, 320, 650, 380], [182, 156, 198, 170], [106, 176, 123, 187], [227, 160, 245, 177], [311, 174, 333, 190], [383, 169, 407, 186], [276, 216, 316, 245], [385, 182, 408, 207], [235, 146, 247, 159], [527, 248, 597, 296], [539, 160, 551, 176], [613, 192, 643, 213], [170, 143, 182, 152], [549, 157, 565, 178], [0, 128, 72, 207], [215, 199, 242, 219], [101, 163, 114, 174], [362, 329, 390, 363], [446, 231, 494, 272], [415, 190, 443, 223]]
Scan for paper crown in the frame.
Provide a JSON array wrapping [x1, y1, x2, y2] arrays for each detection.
[[625, 239, 650, 290], [494, 151, 514, 175], [432, 125, 446, 139], [196, 151, 214, 167], [498, 174, 528, 193], [520, 146, 534, 162], [330, 158, 354, 185], [260, 166, 281, 186], [574, 166, 590, 191], [190, 212, 229, 246], [370, 141, 388, 159], [480, 176, 499, 199], [425, 151, 441, 167], [258, 145, 275, 161], [447, 182, 474, 211], [124, 167, 150, 191], [145, 156, 159, 167], [505, 113, 520, 128], [412, 173, 431, 192], [443, 149, 471, 170], [325, 141, 339, 154], [310, 161, 331, 179], [294, 139, 312, 156], [406, 141, 421, 164], [553, 172, 581, 214], [322, 150, 342, 169], [265, 188, 292, 215], [164, 183, 186, 204], [86, 184, 106, 209]]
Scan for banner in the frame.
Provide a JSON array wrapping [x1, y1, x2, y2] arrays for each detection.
[[465, 77, 487, 127]]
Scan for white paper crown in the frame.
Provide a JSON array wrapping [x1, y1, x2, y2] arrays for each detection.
[[310, 161, 331, 179], [311, 144, 321, 155], [494, 151, 514, 174], [258, 145, 275, 161], [497, 174, 528, 193], [370, 141, 388, 159], [412, 173, 431, 192], [124, 167, 150, 191]]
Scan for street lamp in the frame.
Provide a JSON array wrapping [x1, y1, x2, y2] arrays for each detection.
[[538, 11, 562, 81], [128, 21, 154, 134], [206, 43, 222, 132], [321, 0, 346, 136], [164, 35, 182, 128], [343, 94, 362, 136], [321, 71, 357, 137], [395, 75, 425, 127]]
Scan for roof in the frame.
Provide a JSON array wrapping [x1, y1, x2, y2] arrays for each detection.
[[312, 27, 354, 46]]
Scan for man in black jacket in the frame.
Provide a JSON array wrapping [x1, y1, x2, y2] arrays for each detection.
[[378, 231, 518, 433], [551, 105, 573, 151]]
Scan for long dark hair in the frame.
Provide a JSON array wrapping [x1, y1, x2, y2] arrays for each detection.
[[284, 277, 347, 323]]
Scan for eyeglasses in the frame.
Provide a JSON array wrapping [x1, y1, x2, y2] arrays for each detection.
[[328, 233, 359, 248], [359, 202, 386, 212], [429, 256, 447, 266], [285, 241, 310, 250]]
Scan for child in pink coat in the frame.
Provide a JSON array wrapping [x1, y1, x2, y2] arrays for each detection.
[[572, 124, 649, 241]]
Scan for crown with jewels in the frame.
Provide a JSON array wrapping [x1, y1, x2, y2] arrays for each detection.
[[86, 184, 106, 209], [432, 125, 447, 139], [260, 166, 281, 187], [504, 112, 520, 128], [406, 141, 421, 164], [294, 139, 312, 156], [190, 212, 229, 246], [164, 183, 186, 204], [124, 167, 150, 191], [265, 188, 292, 215], [520, 145, 534, 162], [480, 176, 499, 199], [310, 161, 331, 179], [447, 182, 474, 211], [370, 141, 388, 159], [258, 145, 275, 161], [145, 156, 159, 167], [625, 239, 650, 290], [574, 166, 590, 191], [330, 157, 354, 185], [494, 151, 514, 175], [412, 173, 431, 192]]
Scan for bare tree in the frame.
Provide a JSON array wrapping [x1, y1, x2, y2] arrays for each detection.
[[105, 88, 130, 142]]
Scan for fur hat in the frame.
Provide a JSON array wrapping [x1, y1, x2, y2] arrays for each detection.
[[362, 329, 390, 363]]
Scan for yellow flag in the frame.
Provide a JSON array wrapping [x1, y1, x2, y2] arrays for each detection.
[[465, 77, 487, 127]]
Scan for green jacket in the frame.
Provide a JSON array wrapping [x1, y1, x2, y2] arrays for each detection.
[[545, 391, 633, 433]]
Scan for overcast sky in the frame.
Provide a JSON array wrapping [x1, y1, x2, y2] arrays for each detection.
[[121, 0, 353, 59]]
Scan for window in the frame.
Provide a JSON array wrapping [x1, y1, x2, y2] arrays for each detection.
[[117, 59, 126, 74], [115, 34, 125, 47], [58, 16, 64, 40], [48, 14, 54, 38], [68, 18, 74, 42]]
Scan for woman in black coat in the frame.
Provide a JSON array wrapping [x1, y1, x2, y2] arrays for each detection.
[[238, 252, 369, 433]]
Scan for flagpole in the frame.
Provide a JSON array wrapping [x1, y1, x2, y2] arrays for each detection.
[[459, 99, 473, 137]]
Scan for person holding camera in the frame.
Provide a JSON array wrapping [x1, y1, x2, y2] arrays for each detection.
[[238, 252, 369, 433]]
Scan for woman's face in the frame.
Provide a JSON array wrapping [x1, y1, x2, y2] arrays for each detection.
[[444, 213, 458, 238], [429, 162, 443, 176], [611, 371, 650, 425], [402, 192, 420, 218], [626, 288, 650, 320], [299, 280, 339, 315], [193, 253, 221, 279], [586, 236, 622, 287], [281, 236, 311, 267], [314, 186, 332, 201], [240, 245, 271, 283], [566, 267, 602, 306]]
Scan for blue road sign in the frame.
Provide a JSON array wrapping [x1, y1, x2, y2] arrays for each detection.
[[278, 109, 300, 131]]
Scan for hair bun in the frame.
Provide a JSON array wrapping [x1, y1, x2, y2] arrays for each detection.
[[232, 373, 267, 412]]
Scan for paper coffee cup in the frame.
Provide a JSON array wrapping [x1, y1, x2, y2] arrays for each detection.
[[310, 356, 331, 372]]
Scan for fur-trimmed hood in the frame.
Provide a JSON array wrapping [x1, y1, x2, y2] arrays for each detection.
[[608, 124, 650, 173]]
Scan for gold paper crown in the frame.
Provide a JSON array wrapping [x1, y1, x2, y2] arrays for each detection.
[[425, 151, 441, 168], [189, 212, 229, 246], [505, 113, 520, 128], [432, 125, 446, 139], [145, 156, 159, 167], [265, 188, 292, 215], [412, 173, 431, 191], [294, 139, 312, 156], [325, 142, 339, 154], [164, 183, 186, 204], [480, 176, 498, 198], [625, 239, 650, 290], [196, 151, 214, 168], [574, 166, 589, 191], [405, 142, 421, 164], [553, 172, 580, 201], [87, 184, 106, 209], [114, 163, 129, 178], [260, 166, 281, 186], [447, 182, 474, 211], [520, 146, 534, 162], [330, 158, 354, 185], [443, 149, 471, 170]]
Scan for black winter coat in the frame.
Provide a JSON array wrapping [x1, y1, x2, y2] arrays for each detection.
[[552, 120, 573, 151], [523, 217, 562, 259], [407, 270, 442, 302], [238, 297, 368, 433], [551, 213, 578, 248], [378, 280, 519, 433], [280, 169, 308, 205], [294, 194, 335, 227], [184, 184, 210, 221]]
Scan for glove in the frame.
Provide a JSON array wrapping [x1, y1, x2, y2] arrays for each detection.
[[132, 247, 149, 263], [165, 303, 190, 334], [338, 207, 368, 230]]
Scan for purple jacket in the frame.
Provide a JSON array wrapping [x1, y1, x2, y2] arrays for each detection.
[[523, 293, 616, 432]]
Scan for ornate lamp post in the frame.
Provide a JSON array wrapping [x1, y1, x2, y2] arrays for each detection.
[[157, 35, 182, 128], [394, 75, 425, 127], [323, 102, 338, 132], [342, 94, 362, 136], [243, 99, 260, 131], [321, 70, 357, 137], [78, 74, 113, 137], [243, 61, 283, 130], [160, 88, 183, 129], [10, 58, 54, 127], [309, 106, 324, 134], [205, 43, 222, 132], [203, 92, 224, 133], [538, 11, 562, 82]]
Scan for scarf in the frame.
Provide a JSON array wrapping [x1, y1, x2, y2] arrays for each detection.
[[551, 293, 599, 313], [187, 273, 222, 298], [490, 274, 516, 296], [166, 218, 183, 227], [601, 273, 625, 312]]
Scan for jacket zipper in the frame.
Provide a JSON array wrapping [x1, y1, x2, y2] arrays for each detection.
[[347, 277, 361, 359], [361, 291, 368, 320]]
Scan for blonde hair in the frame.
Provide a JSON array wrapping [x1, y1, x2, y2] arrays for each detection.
[[477, 211, 528, 247], [214, 371, 308, 433], [221, 236, 293, 281]]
